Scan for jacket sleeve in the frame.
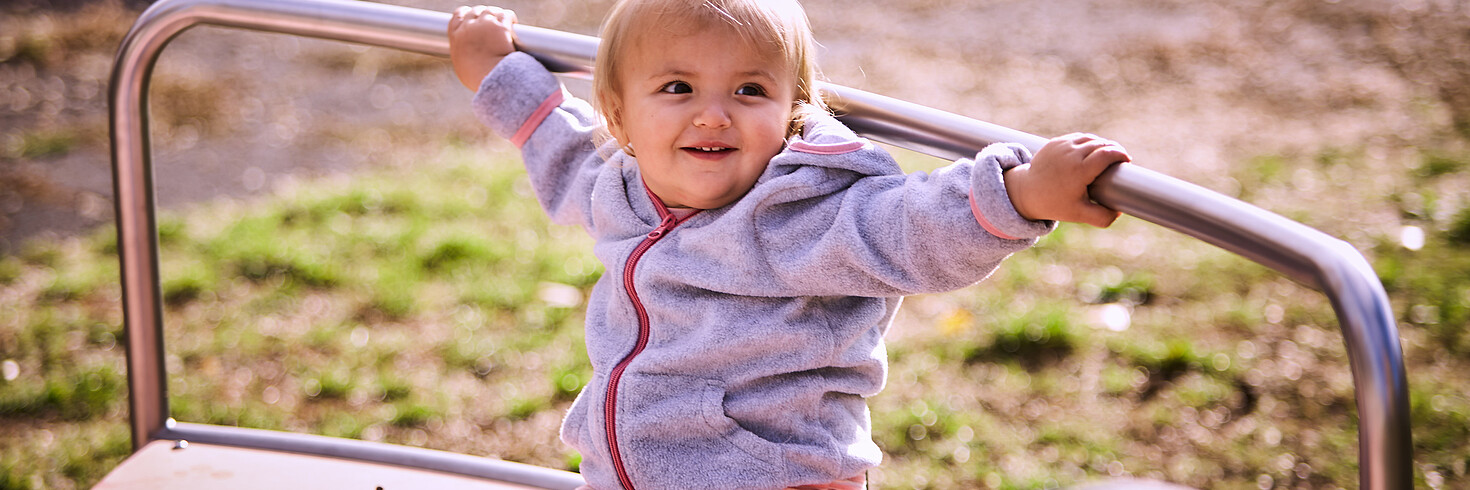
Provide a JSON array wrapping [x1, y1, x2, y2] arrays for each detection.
[[471, 52, 603, 231], [734, 142, 1056, 298]]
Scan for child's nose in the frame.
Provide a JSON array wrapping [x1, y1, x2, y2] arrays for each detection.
[[693, 99, 732, 129]]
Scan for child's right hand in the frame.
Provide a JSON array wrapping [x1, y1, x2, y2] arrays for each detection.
[[448, 5, 518, 91]]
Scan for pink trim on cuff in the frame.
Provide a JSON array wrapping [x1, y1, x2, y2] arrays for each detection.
[[788, 139, 868, 155], [969, 189, 1022, 240], [510, 89, 565, 149]]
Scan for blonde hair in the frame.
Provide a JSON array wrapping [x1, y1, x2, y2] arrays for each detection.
[[594, 0, 827, 141]]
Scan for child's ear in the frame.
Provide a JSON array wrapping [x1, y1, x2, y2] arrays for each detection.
[[606, 107, 628, 145]]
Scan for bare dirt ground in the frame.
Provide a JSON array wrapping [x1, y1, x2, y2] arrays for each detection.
[[3, 0, 1468, 252]]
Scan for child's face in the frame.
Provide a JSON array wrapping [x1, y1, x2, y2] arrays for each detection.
[[611, 25, 796, 209]]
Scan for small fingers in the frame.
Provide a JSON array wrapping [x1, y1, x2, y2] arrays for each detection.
[[1067, 136, 1129, 172], [450, 6, 491, 32], [450, 6, 518, 36], [1065, 132, 1099, 144], [1057, 132, 1114, 150], [457, 6, 494, 28], [1059, 132, 1123, 150], [1084, 145, 1130, 165], [1075, 201, 1122, 228], [449, 6, 472, 32], [1046, 133, 1110, 156], [470, 6, 515, 23]]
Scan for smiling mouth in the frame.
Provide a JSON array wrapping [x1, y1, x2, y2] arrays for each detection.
[[685, 146, 735, 153]]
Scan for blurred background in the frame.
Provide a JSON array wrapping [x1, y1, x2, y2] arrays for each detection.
[[1, 0, 1467, 488]]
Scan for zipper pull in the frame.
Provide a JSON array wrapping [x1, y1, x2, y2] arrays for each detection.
[[647, 214, 678, 239]]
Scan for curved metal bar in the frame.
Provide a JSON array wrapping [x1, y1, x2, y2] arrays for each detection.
[[158, 422, 585, 489], [109, 0, 1410, 488], [822, 86, 1411, 490]]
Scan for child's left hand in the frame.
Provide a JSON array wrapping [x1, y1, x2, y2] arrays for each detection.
[[1002, 133, 1130, 228]]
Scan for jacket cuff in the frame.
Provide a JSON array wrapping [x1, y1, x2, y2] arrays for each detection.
[[969, 143, 1056, 240], [471, 51, 565, 143]]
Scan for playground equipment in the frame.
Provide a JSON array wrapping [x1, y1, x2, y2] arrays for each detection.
[[101, 0, 1412, 488]]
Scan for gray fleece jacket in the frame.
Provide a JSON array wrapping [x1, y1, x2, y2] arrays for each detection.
[[472, 52, 1054, 489]]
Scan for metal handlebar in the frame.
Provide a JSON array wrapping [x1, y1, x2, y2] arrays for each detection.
[[109, 0, 1411, 488]]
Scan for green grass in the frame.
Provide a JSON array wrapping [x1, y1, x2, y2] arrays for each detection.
[[1449, 207, 1470, 247], [4, 129, 78, 159], [1, 137, 1468, 489]]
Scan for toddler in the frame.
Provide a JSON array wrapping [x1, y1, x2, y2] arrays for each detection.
[[448, 1, 1129, 488]]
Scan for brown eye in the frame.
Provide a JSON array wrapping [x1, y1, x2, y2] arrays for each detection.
[[736, 84, 766, 97], [660, 81, 692, 94]]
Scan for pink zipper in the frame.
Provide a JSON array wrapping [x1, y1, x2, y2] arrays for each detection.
[[605, 193, 698, 490]]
